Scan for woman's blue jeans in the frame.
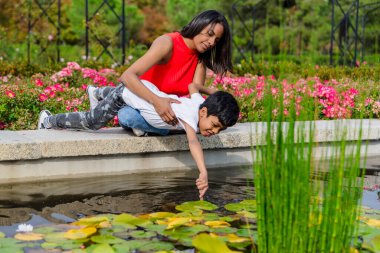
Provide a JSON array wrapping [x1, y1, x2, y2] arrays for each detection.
[[117, 106, 169, 136]]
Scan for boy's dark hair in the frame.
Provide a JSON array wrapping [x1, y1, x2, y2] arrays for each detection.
[[200, 91, 239, 127], [180, 10, 232, 76]]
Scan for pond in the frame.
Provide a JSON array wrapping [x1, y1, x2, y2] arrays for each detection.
[[0, 166, 254, 236], [0, 159, 379, 252]]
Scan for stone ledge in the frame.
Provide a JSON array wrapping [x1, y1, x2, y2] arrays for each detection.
[[1, 119, 380, 162]]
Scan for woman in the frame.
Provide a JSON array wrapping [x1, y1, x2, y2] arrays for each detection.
[[91, 10, 232, 136]]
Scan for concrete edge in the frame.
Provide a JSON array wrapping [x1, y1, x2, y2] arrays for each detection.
[[0, 119, 380, 161]]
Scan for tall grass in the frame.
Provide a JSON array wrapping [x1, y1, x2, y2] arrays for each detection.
[[253, 84, 365, 252]]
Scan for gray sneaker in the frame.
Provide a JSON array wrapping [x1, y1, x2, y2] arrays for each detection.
[[38, 110, 52, 130], [132, 128, 147, 137], [86, 85, 99, 110]]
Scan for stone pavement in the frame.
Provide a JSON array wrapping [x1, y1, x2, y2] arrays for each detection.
[[1, 120, 380, 183]]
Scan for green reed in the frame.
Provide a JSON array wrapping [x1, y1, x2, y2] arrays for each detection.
[[253, 85, 364, 252]]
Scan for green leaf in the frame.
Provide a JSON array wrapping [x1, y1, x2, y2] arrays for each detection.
[[92, 243, 115, 253], [75, 216, 109, 226], [91, 234, 125, 244], [33, 227, 59, 234], [0, 238, 24, 253], [139, 240, 174, 251], [113, 213, 151, 227], [129, 230, 156, 239], [224, 200, 256, 212], [210, 227, 237, 234], [175, 201, 218, 212], [192, 233, 241, 253], [112, 240, 147, 252], [41, 242, 58, 249]]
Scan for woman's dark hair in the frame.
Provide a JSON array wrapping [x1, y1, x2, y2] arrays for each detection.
[[180, 10, 232, 75]]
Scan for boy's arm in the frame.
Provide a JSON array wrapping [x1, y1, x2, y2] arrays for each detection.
[[180, 119, 208, 200]]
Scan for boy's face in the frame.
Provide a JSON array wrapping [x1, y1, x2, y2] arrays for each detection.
[[198, 107, 225, 137]]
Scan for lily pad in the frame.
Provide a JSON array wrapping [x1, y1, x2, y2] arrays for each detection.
[[163, 225, 209, 239], [224, 200, 256, 212], [147, 212, 176, 220], [175, 201, 218, 212], [210, 226, 237, 234], [138, 240, 174, 251], [112, 239, 148, 252], [64, 227, 97, 240], [362, 234, 380, 252], [60, 240, 86, 250], [113, 213, 151, 227], [91, 234, 126, 244], [143, 224, 167, 234], [0, 238, 25, 253], [14, 232, 44, 241], [92, 243, 115, 253], [33, 227, 59, 234], [129, 230, 156, 239], [74, 216, 109, 227], [192, 233, 240, 253], [41, 241, 59, 249], [204, 220, 231, 228]]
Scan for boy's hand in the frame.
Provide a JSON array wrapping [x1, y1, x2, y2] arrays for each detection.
[[196, 172, 208, 200]]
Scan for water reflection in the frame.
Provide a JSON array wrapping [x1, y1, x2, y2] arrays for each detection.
[[0, 166, 254, 227], [0, 159, 379, 232]]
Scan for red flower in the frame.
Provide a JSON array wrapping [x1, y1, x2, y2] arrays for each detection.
[[35, 79, 44, 87], [5, 90, 16, 98], [0, 121, 6, 130], [38, 93, 48, 102]]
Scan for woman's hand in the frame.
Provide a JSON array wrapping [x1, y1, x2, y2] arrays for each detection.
[[152, 96, 181, 126], [196, 172, 209, 200]]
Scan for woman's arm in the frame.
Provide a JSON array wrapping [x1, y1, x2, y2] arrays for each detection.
[[192, 62, 217, 95], [120, 35, 180, 125]]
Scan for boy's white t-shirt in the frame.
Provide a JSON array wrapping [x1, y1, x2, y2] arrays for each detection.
[[122, 80, 205, 132]]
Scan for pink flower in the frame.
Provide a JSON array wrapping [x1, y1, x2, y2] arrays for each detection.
[[5, 90, 16, 98], [0, 76, 9, 82], [271, 88, 278, 95], [35, 79, 44, 87], [38, 93, 48, 102], [113, 116, 119, 126], [54, 83, 64, 92], [82, 84, 88, 90], [67, 62, 81, 70]]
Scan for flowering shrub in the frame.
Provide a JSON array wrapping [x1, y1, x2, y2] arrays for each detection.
[[0, 62, 119, 130], [210, 74, 379, 122], [0, 62, 379, 130]]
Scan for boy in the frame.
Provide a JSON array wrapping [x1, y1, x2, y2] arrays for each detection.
[[38, 81, 239, 199]]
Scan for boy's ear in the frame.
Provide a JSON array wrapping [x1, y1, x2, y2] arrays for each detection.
[[199, 107, 208, 118]]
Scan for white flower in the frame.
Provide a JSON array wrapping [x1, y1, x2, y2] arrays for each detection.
[[16, 223, 33, 232]]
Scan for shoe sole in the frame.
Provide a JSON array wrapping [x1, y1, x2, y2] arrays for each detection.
[[86, 86, 98, 110], [38, 110, 52, 130]]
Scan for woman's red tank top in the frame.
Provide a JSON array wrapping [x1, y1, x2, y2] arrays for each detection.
[[140, 32, 198, 97]]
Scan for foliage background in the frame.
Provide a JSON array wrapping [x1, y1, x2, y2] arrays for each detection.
[[0, 0, 379, 66]]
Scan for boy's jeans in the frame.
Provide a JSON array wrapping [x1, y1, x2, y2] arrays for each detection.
[[94, 84, 169, 136], [117, 106, 169, 136]]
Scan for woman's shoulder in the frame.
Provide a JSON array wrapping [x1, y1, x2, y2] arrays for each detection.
[[150, 34, 174, 53]]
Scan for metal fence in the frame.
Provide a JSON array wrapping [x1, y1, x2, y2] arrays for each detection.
[[20, 0, 380, 66]]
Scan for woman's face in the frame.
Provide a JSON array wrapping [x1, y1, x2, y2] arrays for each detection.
[[193, 23, 224, 53]]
